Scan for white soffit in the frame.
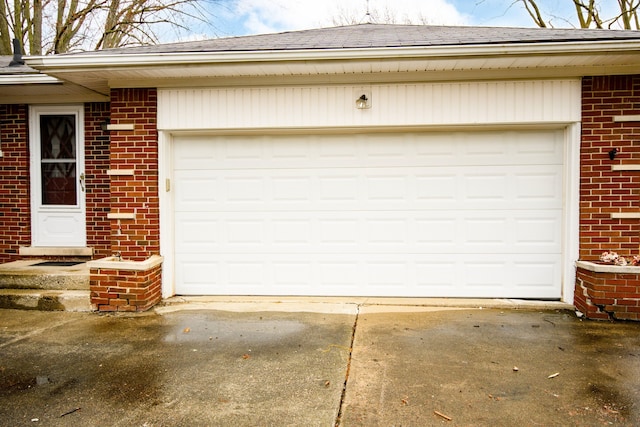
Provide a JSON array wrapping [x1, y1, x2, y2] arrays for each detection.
[[0, 79, 109, 103], [0, 71, 109, 103]]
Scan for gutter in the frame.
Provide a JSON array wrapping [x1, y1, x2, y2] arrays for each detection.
[[0, 74, 62, 85], [24, 40, 640, 71]]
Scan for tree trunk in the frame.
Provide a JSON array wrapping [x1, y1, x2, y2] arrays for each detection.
[[0, 0, 13, 54], [30, 0, 42, 55]]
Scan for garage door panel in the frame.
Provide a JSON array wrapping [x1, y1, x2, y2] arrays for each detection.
[[175, 166, 562, 211], [514, 216, 561, 246], [173, 130, 564, 298], [464, 174, 509, 201], [173, 175, 221, 205], [513, 261, 559, 289], [178, 260, 222, 289], [415, 262, 459, 287], [227, 261, 266, 285], [465, 218, 509, 245], [174, 131, 563, 171], [174, 253, 561, 298], [176, 218, 220, 245], [273, 176, 313, 202], [514, 172, 562, 201], [175, 210, 561, 254]]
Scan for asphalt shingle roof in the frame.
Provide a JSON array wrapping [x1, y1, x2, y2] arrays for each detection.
[[0, 55, 36, 74], [69, 23, 640, 56]]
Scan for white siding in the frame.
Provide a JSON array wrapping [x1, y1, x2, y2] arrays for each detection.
[[158, 80, 581, 131]]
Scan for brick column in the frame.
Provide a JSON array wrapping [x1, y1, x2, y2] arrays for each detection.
[[580, 75, 640, 260], [109, 88, 160, 260], [89, 89, 162, 312], [577, 75, 640, 321]]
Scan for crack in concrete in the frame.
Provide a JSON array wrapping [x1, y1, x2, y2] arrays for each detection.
[[334, 304, 360, 427]]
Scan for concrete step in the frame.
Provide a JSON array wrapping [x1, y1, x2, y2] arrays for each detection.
[[0, 289, 91, 311], [0, 260, 89, 290]]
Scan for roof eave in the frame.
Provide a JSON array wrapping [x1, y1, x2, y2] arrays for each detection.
[[0, 74, 63, 85], [25, 40, 640, 71]]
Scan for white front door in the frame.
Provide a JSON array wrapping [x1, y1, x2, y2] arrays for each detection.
[[29, 105, 86, 247]]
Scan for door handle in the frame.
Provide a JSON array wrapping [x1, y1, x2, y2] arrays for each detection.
[[80, 173, 85, 192]]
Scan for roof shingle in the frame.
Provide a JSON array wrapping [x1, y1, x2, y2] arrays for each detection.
[[67, 23, 640, 56]]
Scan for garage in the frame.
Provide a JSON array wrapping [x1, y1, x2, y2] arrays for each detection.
[[171, 129, 564, 298]]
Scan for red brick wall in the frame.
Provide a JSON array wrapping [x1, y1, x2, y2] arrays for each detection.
[[0, 104, 31, 262], [109, 88, 160, 260], [90, 262, 162, 312], [575, 266, 640, 321], [85, 103, 111, 259], [580, 75, 640, 261]]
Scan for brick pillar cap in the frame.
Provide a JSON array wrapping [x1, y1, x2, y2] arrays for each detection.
[[87, 255, 163, 271], [576, 260, 640, 274]]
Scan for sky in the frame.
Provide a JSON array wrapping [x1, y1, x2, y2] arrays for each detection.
[[180, 0, 612, 41]]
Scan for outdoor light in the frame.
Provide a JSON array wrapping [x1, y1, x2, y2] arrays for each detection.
[[609, 148, 618, 160], [356, 94, 369, 109]]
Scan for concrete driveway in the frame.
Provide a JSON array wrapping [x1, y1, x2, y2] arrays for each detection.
[[0, 300, 639, 426]]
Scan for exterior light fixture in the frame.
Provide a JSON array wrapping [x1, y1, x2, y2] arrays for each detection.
[[356, 94, 370, 109], [609, 148, 618, 160]]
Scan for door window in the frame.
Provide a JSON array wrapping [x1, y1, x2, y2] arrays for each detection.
[[39, 114, 77, 206]]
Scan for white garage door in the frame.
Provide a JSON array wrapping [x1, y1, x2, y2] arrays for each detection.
[[172, 130, 564, 298]]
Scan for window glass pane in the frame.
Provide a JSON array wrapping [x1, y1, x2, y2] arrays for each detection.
[[40, 115, 76, 160], [41, 163, 77, 205], [39, 115, 77, 205]]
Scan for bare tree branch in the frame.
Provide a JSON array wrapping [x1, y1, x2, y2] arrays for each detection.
[[612, 0, 640, 29], [2, 0, 222, 54], [522, 0, 547, 27], [518, 0, 638, 29]]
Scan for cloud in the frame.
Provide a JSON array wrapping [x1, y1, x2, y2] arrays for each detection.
[[227, 0, 470, 35], [171, 0, 636, 43]]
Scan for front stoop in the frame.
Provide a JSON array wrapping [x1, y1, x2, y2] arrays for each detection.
[[0, 260, 90, 290], [0, 260, 91, 311], [0, 289, 91, 311]]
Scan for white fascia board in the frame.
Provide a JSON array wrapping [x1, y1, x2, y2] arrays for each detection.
[[0, 74, 62, 84], [25, 40, 640, 71]]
